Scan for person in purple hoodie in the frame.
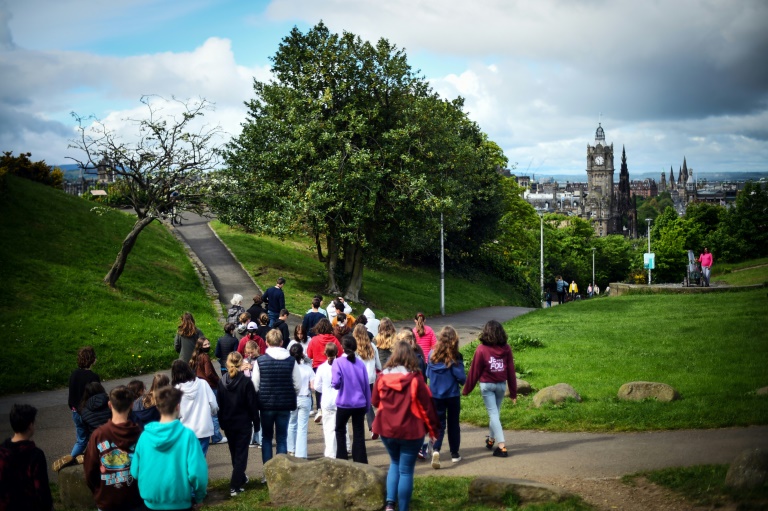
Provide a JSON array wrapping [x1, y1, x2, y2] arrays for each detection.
[[331, 334, 371, 463], [462, 320, 516, 458]]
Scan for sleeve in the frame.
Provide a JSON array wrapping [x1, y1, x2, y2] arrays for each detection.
[[203, 357, 220, 387], [334, 338, 343, 353], [363, 367, 372, 408], [374, 346, 382, 372], [187, 433, 209, 503], [302, 316, 311, 337], [452, 358, 467, 385], [32, 450, 53, 511], [292, 361, 302, 395], [314, 366, 325, 395], [343, 302, 352, 314], [129, 440, 141, 480], [214, 339, 223, 360], [82, 433, 101, 492], [174, 333, 182, 353], [205, 380, 219, 415], [507, 350, 517, 400], [462, 348, 482, 395], [371, 378, 381, 408], [331, 360, 342, 389], [306, 340, 315, 360], [414, 376, 441, 438], [251, 359, 261, 392], [246, 383, 260, 432]]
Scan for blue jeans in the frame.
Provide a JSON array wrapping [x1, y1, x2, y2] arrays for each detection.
[[267, 310, 279, 327], [70, 410, 88, 457], [380, 437, 423, 511], [260, 409, 290, 464], [480, 382, 506, 444], [211, 389, 223, 443], [287, 395, 311, 458], [198, 437, 210, 457]]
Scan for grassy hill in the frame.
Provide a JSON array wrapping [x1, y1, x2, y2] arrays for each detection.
[[210, 220, 533, 320], [0, 176, 220, 394]]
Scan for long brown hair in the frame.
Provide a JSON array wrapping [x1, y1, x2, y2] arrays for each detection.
[[142, 373, 170, 408], [226, 352, 243, 379], [430, 326, 460, 367], [354, 324, 374, 361], [479, 320, 508, 347], [188, 337, 207, 371], [375, 317, 397, 350], [383, 341, 420, 372], [178, 312, 197, 337], [414, 312, 426, 336]]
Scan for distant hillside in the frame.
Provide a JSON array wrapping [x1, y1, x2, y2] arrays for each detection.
[[0, 176, 220, 394]]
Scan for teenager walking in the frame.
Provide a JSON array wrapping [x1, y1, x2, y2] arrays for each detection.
[[175, 312, 204, 362], [332, 335, 371, 463], [353, 324, 381, 438], [286, 344, 314, 458], [171, 360, 219, 457]]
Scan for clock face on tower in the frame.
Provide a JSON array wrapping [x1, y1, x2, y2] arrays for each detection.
[[595, 156, 604, 165]]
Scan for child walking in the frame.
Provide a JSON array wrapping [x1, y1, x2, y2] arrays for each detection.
[[57, 346, 100, 470], [286, 343, 314, 458], [462, 320, 517, 457], [332, 335, 371, 463], [313, 343, 349, 457]]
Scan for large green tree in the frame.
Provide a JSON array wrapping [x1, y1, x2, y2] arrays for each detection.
[[215, 23, 504, 300]]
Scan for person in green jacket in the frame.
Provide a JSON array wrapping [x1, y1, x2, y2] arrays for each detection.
[[130, 386, 208, 510]]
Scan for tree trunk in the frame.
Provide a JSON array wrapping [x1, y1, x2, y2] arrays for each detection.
[[312, 219, 326, 262], [344, 243, 364, 302], [103, 216, 156, 287], [343, 241, 355, 276], [326, 232, 341, 294]]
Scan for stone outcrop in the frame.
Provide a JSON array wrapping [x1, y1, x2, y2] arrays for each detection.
[[505, 378, 532, 397], [725, 448, 768, 489], [57, 464, 95, 510], [617, 381, 680, 402], [756, 386, 768, 396], [532, 383, 581, 408], [468, 477, 573, 505], [265, 454, 386, 511]]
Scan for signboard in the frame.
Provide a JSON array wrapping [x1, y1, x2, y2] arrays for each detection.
[[643, 253, 655, 270]]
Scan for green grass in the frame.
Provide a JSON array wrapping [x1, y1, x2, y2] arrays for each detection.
[[459, 288, 768, 431], [0, 176, 220, 394], [198, 476, 595, 511], [623, 464, 768, 508], [712, 265, 768, 286], [713, 257, 768, 274], [210, 221, 530, 320]]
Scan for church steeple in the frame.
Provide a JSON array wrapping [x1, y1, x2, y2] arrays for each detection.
[[669, 166, 675, 190], [595, 123, 605, 145], [682, 157, 688, 182]]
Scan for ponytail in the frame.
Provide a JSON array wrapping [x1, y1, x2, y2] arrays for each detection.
[[226, 352, 243, 379], [325, 342, 338, 366], [415, 312, 426, 336]]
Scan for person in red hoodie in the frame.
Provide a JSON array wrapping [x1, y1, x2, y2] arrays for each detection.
[[83, 385, 143, 511], [462, 320, 516, 458], [372, 341, 440, 511], [307, 318, 343, 424]]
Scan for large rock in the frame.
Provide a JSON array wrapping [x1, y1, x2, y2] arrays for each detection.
[[725, 448, 768, 489], [617, 381, 680, 402], [265, 454, 386, 511], [505, 379, 533, 397], [58, 464, 96, 510], [756, 386, 768, 396], [532, 383, 581, 408], [468, 477, 572, 505]]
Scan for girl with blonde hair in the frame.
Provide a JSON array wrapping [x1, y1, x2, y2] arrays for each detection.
[[374, 318, 397, 367]]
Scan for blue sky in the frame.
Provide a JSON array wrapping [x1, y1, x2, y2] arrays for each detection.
[[2, 0, 767, 178]]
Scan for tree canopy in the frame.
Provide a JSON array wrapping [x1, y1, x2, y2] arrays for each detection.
[[213, 23, 505, 300]]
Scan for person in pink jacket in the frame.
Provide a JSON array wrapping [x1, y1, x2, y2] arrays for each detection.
[[462, 320, 516, 458], [412, 312, 436, 360], [698, 247, 713, 287]]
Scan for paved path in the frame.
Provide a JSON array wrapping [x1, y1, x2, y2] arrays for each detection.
[[4, 214, 766, 507]]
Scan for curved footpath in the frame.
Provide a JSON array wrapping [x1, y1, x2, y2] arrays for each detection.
[[2, 214, 766, 510]]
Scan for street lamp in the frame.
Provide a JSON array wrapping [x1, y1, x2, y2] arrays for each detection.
[[645, 218, 653, 285], [539, 211, 545, 308], [591, 247, 596, 292]]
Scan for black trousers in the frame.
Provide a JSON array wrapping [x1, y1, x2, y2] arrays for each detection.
[[432, 396, 461, 455], [226, 428, 252, 489], [336, 406, 368, 463]]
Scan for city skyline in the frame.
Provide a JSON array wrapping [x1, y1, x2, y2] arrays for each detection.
[[1, 0, 767, 175]]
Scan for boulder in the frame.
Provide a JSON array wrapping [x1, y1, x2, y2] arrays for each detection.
[[756, 386, 768, 396], [57, 464, 96, 510], [468, 477, 573, 505], [505, 379, 533, 397], [617, 381, 680, 402], [265, 454, 386, 511], [532, 383, 581, 408], [725, 448, 768, 489]]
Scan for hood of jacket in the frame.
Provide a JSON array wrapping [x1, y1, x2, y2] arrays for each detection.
[[102, 420, 142, 450], [273, 319, 287, 328], [176, 378, 201, 400], [220, 371, 247, 391], [363, 308, 376, 320], [140, 420, 186, 452], [85, 393, 109, 411], [264, 346, 291, 360], [1, 438, 37, 455]]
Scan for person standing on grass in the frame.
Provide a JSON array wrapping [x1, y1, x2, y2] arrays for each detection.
[[332, 335, 371, 463], [171, 360, 219, 456], [217, 352, 260, 498], [262, 277, 286, 327], [216, 323, 240, 375], [462, 320, 516, 458], [569, 280, 579, 300], [286, 344, 314, 458], [698, 247, 713, 287], [83, 386, 142, 511], [189, 338, 226, 445], [374, 318, 397, 368], [307, 318, 343, 424], [56, 346, 100, 471], [130, 387, 208, 510], [175, 312, 204, 363], [372, 341, 441, 511], [426, 326, 466, 469], [412, 312, 437, 360], [252, 329, 301, 470], [545, 288, 552, 308], [0, 404, 53, 511], [353, 324, 381, 439], [555, 276, 566, 305]]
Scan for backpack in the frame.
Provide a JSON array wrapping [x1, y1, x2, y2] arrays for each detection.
[[227, 305, 245, 325]]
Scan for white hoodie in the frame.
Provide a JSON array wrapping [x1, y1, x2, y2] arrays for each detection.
[[251, 346, 302, 395], [175, 377, 218, 438], [363, 308, 380, 337], [326, 300, 352, 319]]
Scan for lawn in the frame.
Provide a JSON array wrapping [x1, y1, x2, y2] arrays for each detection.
[[712, 264, 768, 286], [460, 288, 768, 431], [210, 221, 532, 320], [0, 177, 220, 394]]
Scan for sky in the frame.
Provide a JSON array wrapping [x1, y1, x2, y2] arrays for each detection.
[[1, 0, 767, 178]]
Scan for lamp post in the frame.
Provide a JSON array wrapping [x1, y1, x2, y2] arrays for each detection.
[[591, 247, 596, 291], [539, 212, 544, 308], [645, 217, 653, 285]]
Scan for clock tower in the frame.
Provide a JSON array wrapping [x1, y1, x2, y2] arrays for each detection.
[[583, 123, 618, 236]]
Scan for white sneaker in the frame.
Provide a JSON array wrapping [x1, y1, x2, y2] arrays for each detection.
[[214, 436, 228, 444], [309, 410, 317, 416], [431, 451, 441, 469], [261, 475, 267, 484], [314, 412, 323, 424], [451, 454, 462, 463]]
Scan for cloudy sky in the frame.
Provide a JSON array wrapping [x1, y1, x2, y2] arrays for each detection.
[[2, 0, 767, 178]]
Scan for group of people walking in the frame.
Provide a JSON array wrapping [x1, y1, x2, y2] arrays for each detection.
[[2, 281, 519, 511]]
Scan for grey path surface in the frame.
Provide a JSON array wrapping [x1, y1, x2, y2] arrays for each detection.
[[3, 213, 765, 494]]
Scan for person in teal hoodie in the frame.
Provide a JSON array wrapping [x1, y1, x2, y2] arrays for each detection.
[[130, 386, 208, 510]]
